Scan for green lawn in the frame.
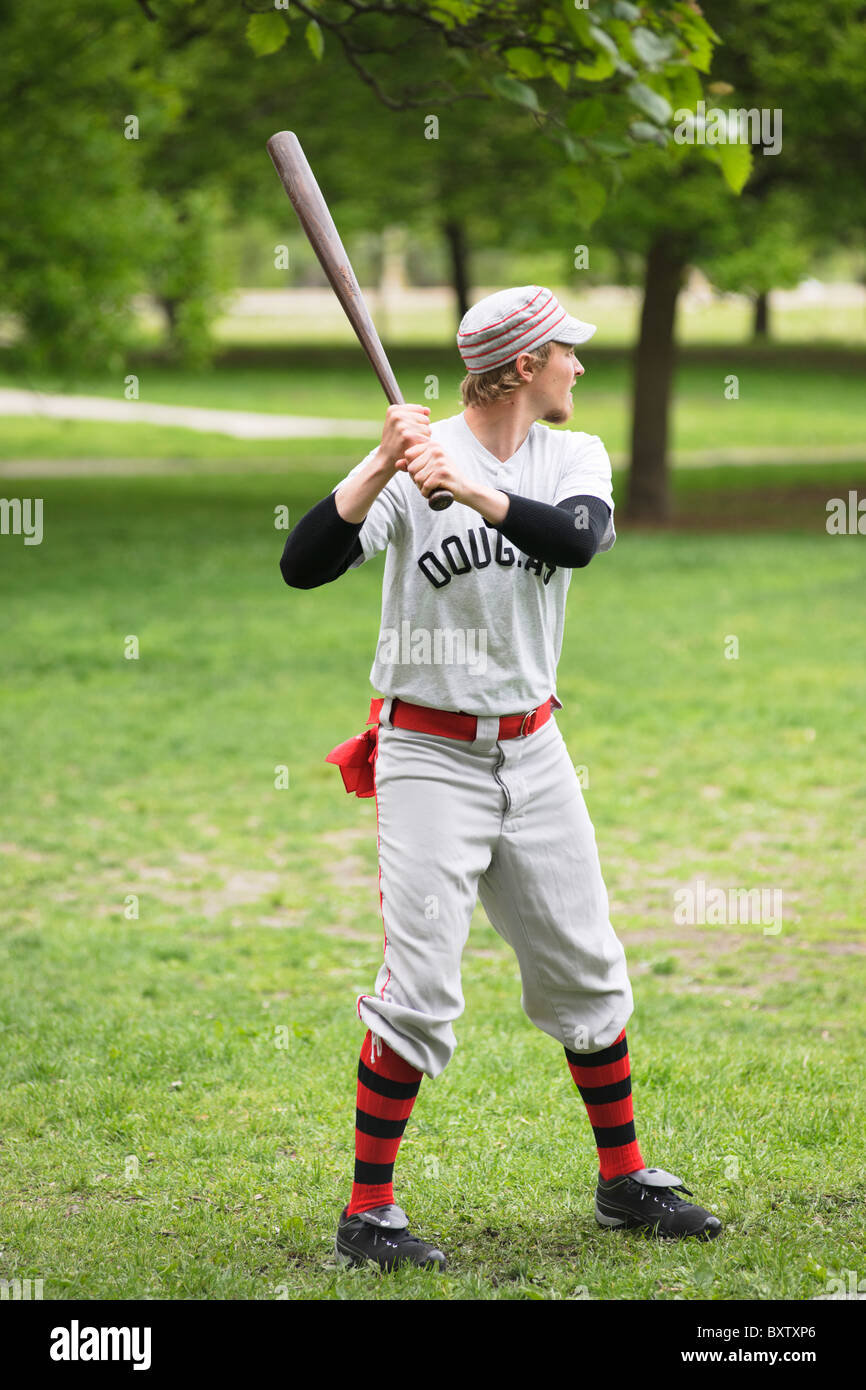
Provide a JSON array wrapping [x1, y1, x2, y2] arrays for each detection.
[[1, 461, 865, 1300], [1, 346, 864, 466]]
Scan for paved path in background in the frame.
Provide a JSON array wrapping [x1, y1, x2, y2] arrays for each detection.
[[3, 447, 865, 479], [0, 387, 864, 476], [0, 387, 381, 440]]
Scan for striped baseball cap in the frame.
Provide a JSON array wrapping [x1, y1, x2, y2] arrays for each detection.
[[457, 285, 596, 374]]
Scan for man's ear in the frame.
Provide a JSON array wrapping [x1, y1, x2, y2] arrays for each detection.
[[515, 351, 536, 383]]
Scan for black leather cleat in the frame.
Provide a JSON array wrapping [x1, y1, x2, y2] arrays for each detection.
[[334, 1203, 448, 1271], [595, 1166, 722, 1240]]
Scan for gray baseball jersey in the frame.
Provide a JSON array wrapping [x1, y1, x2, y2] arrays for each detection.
[[331, 412, 616, 716]]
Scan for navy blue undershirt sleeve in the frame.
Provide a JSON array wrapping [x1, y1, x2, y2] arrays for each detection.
[[280, 489, 611, 590], [279, 491, 364, 589], [493, 492, 611, 568]]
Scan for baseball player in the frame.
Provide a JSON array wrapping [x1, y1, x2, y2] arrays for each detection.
[[280, 286, 722, 1271]]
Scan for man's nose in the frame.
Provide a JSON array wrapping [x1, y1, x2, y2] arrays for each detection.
[[573, 358, 585, 378]]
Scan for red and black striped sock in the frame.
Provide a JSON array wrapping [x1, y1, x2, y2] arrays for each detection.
[[565, 1029, 645, 1180], [346, 1030, 423, 1216]]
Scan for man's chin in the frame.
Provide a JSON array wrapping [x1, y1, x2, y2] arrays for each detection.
[[541, 404, 572, 426]]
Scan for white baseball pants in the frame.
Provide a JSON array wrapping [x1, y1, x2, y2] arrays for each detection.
[[357, 697, 634, 1078]]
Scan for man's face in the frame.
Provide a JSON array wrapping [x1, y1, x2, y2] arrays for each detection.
[[530, 341, 584, 424]]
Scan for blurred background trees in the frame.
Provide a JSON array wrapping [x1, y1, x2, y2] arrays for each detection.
[[1, 0, 863, 518]]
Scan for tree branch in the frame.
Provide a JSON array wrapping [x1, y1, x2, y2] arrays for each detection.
[[287, 0, 493, 109]]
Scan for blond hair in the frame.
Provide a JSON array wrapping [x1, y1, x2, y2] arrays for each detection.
[[460, 339, 557, 408]]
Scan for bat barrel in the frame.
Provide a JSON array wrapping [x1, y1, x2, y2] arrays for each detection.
[[267, 131, 403, 406], [267, 131, 453, 509]]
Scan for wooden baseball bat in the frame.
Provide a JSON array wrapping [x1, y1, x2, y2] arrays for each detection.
[[266, 130, 454, 511]]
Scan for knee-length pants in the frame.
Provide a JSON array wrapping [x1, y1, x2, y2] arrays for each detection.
[[357, 696, 634, 1078]]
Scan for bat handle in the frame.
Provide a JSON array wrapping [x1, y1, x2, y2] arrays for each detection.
[[383, 385, 453, 511]]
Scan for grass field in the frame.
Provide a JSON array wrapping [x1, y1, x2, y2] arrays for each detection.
[[2, 454, 865, 1301]]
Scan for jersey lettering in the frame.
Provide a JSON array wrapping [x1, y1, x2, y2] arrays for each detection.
[[441, 535, 472, 576], [417, 525, 556, 589]]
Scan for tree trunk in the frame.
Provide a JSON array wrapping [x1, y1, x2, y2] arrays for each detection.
[[443, 219, 470, 325], [625, 237, 688, 523], [753, 289, 769, 340], [158, 295, 181, 344]]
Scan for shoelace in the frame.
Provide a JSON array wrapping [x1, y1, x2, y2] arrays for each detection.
[[637, 1181, 694, 1213]]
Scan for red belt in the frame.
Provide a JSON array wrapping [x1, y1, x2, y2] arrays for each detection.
[[325, 695, 554, 799]]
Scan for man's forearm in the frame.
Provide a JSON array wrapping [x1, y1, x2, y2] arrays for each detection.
[[334, 447, 398, 523], [460, 485, 611, 568], [458, 481, 511, 525]]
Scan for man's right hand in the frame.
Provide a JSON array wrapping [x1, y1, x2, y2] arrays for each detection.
[[378, 404, 431, 470], [335, 404, 432, 524]]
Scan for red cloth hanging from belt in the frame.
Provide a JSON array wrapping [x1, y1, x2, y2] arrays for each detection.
[[325, 694, 556, 799], [325, 698, 384, 798]]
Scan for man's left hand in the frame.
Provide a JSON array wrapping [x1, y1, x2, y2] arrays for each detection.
[[395, 441, 470, 505]]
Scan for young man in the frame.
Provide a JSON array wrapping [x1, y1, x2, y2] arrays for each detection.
[[280, 285, 722, 1271]]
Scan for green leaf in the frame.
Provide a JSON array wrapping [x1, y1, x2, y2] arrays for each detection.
[[548, 59, 572, 90], [431, 0, 474, 26], [560, 133, 588, 163], [630, 27, 677, 68], [571, 172, 607, 227], [678, 18, 714, 75], [613, 1, 641, 19], [305, 20, 324, 62], [562, 0, 593, 44], [629, 120, 668, 145], [626, 80, 672, 125], [567, 96, 606, 136], [588, 24, 619, 59], [714, 138, 753, 194], [587, 135, 631, 156], [575, 50, 616, 82], [490, 73, 540, 110], [505, 47, 547, 79], [662, 63, 703, 112], [245, 13, 288, 58]]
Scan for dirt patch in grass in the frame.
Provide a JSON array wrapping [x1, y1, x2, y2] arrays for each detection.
[[0, 841, 46, 862], [91, 857, 304, 925], [644, 480, 866, 533]]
